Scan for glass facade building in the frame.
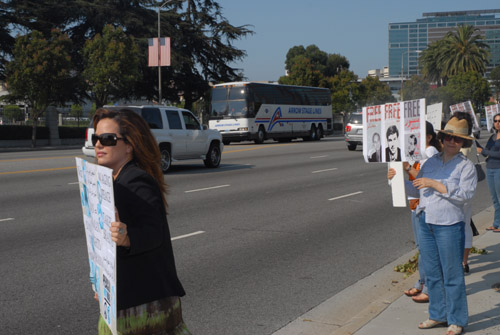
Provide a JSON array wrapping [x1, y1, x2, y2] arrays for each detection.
[[388, 10, 500, 78]]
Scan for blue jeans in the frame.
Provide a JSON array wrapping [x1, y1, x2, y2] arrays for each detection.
[[411, 211, 427, 294], [418, 213, 468, 326], [486, 168, 500, 228]]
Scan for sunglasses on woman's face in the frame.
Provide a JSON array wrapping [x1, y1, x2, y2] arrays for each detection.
[[443, 134, 464, 144], [494, 119, 500, 123], [92, 133, 126, 146]]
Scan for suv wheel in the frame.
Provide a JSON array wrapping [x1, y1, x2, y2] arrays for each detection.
[[204, 143, 221, 168], [160, 146, 172, 173], [347, 143, 357, 151]]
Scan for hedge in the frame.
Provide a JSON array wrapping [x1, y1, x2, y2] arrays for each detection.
[[0, 125, 85, 140]]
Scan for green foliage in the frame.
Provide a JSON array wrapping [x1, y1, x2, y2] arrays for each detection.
[[443, 71, 491, 111], [489, 66, 500, 102], [470, 246, 488, 255], [279, 57, 324, 87], [5, 29, 75, 146], [359, 76, 395, 106], [284, 44, 349, 77], [327, 70, 360, 113], [419, 25, 490, 85], [83, 25, 140, 108], [394, 252, 419, 278], [2, 105, 24, 123]]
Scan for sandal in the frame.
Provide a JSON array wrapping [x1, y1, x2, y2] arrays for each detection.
[[404, 287, 421, 296], [418, 319, 446, 329], [486, 226, 496, 230], [412, 293, 429, 303], [446, 324, 463, 335], [493, 228, 500, 233]]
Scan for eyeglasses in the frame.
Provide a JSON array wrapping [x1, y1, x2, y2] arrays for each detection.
[[494, 119, 500, 123], [443, 134, 464, 144], [92, 133, 126, 146]]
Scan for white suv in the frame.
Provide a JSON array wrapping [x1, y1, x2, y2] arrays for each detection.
[[82, 106, 223, 173]]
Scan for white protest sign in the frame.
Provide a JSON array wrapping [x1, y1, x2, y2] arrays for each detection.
[[426, 102, 442, 133], [401, 99, 426, 164], [389, 162, 406, 207], [76, 158, 117, 335], [450, 101, 480, 135], [363, 104, 383, 163]]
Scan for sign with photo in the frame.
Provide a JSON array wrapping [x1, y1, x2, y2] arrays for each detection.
[[485, 104, 499, 133], [426, 102, 442, 135], [450, 101, 480, 135]]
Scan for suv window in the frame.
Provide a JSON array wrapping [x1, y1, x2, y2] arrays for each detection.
[[348, 114, 362, 124], [141, 108, 163, 129], [182, 111, 200, 130], [166, 110, 183, 129]]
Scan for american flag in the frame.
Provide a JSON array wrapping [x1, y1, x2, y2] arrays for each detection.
[[148, 37, 171, 67]]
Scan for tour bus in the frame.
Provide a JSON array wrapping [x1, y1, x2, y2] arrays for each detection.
[[208, 82, 333, 144]]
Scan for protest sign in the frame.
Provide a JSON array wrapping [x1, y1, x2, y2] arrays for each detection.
[[381, 102, 402, 162], [485, 104, 499, 133], [363, 104, 383, 162], [401, 99, 426, 164], [426, 102, 442, 134], [450, 101, 480, 135], [76, 158, 117, 335]]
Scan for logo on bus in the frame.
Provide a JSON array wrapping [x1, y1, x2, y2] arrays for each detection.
[[268, 107, 283, 131]]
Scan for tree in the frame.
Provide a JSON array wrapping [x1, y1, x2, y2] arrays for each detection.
[[2, 105, 24, 123], [443, 71, 491, 111], [489, 65, 500, 102], [420, 41, 446, 85], [284, 44, 349, 78], [327, 70, 360, 114], [5, 29, 75, 147], [279, 57, 324, 87], [70, 104, 83, 127], [440, 25, 490, 77], [358, 76, 395, 106], [83, 24, 140, 108], [400, 75, 440, 103]]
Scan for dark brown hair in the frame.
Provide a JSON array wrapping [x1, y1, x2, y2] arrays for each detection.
[[93, 108, 167, 208]]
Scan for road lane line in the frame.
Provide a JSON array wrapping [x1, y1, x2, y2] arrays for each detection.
[[185, 184, 230, 193], [310, 155, 327, 159], [0, 218, 14, 222], [0, 166, 75, 175], [68, 182, 80, 185], [312, 168, 338, 174], [171, 231, 205, 241], [223, 143, 293, 154], [328, 191, 363, 201]]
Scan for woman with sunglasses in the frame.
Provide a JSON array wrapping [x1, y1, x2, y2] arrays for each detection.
[[388, 114, 477, 335], [477, 113, 500, 232], [92, 108, 190, 335]]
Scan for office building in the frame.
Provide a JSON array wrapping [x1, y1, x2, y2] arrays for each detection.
[[388, 9, 500, 78]]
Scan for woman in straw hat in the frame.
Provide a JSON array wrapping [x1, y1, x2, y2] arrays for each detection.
[[388, 113, 477, 335]]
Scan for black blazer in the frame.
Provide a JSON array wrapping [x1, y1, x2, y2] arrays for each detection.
[[114, 161, 185, 310], [385, 147, 401, 162]]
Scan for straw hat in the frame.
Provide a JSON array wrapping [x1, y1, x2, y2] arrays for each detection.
[[437, 117, 474, 141]]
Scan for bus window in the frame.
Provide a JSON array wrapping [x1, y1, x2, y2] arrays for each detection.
[[211, 101, 228, 117], [227, 101, 248, 117], [211, 87, 227, 101], [229, 86, 247, 100]]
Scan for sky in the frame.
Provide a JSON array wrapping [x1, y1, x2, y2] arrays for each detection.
[[216, 0, 500, 81]]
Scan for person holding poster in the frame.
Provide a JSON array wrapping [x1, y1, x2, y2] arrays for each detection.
[[477, 112, 500, 232], [388, 115, 477, 335], [92, 108, 190, 335]]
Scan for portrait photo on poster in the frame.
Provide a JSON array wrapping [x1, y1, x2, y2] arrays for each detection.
[[385, 125, 401, 162]]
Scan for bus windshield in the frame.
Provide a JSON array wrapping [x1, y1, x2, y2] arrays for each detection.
[[211, 86, 249, 119]]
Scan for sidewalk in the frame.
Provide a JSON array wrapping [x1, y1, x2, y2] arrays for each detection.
[[273, 206, 500, 335]]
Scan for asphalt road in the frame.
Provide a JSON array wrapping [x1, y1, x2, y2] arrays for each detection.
[[0, 137, 492, 335]]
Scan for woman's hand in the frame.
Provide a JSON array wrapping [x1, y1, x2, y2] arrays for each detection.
[[388, 168, 396, 180], [477, 147, 483, 154], [110, 209, 130, 247], [413, 177, 447, 193], [94, 292, 99, 302]]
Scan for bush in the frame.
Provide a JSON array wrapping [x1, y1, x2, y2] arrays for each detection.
[[0, 125, 84, 140]]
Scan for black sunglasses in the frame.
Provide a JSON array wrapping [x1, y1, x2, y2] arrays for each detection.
[[443, 134, 464, 144], [494, 119, 500, 123], [92, 133, 126, 146]]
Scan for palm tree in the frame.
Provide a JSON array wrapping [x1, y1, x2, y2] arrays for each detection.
[[420, 41, 445, 85], [439, 25, 490, 76]]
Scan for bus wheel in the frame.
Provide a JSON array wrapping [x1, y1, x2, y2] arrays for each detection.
[[254, 127, 266, 144], [308, 125, 317, 141], [315, 126, 323, 140]]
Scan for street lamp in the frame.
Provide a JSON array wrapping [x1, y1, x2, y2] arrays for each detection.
[[400, 50, 421, 101]]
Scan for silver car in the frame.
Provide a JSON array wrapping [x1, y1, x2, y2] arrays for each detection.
[[344, 112, 363, 151]]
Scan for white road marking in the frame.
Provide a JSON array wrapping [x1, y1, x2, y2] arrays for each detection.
[[312, 168, 338, 174], [310, 155, 327, 159], [185, 184, 230, 193], [0, 218, 14, 222], [171, 231, 205, 241], [68, 182, 79, 185], [328, 191, 363, 201]]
